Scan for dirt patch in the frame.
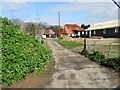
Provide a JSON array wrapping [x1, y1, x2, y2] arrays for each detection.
[[57, 74, 65, 80], [3, 59, 55, 88], [70, 73, 76, 79]]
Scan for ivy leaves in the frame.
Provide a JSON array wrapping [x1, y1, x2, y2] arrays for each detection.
[[1, 17, 52, 86]]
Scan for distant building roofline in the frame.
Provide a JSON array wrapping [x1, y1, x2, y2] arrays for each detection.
[[86, 20, 120, 31]]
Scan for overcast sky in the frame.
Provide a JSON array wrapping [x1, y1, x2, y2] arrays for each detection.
[[0, 0, 119, 26]]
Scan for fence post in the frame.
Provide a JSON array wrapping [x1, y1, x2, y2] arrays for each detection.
[[107, 43, 112, 58], [83, 38, 87, 51], [86, 41, 89, 50]]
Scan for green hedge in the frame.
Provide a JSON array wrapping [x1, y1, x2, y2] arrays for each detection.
[[1, 17, 52, 86], [80, 50, 120, 69]]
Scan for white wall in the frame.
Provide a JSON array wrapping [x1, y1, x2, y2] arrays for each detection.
[[42, 35, 46, 38]]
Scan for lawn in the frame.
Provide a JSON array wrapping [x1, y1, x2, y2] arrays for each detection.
[[55, 39, 82, 48]]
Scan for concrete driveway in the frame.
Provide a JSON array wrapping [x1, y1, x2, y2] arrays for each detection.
[[45, 39, 118, 88]]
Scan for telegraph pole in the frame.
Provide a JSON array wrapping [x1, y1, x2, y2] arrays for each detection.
[[58, 11, 61, 40], [58, 11, 61, 27], [35, 8, 38, 38], [35, 8, 40, 38]]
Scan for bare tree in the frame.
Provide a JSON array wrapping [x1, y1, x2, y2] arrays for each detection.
[[11, 18, 23, 30], [37, 22, 50, 37], [25, 22, 36, 37], [24, 21, 50, 37]]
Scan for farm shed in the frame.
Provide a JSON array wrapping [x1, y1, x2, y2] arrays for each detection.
[[85, 20, 120, 38], [43, 28, 55, 38]]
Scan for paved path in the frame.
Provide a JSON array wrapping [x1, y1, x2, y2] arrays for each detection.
[[45, 39, 118, 88]]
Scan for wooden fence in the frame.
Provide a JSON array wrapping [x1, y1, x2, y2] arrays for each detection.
[[85, 39, 119, 58]]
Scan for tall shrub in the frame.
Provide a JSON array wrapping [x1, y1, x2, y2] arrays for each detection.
[[1, 17, 52, 86]]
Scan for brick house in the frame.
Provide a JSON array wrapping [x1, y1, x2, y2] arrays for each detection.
[[57, 24, 85, 38]]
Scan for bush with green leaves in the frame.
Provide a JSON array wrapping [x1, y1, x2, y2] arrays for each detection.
[[100, 57, 120, 69], [80, 50, 90, 58], [80, 50, 120, 69], [89, 51, 105, 62], [1, 17, 52, 86]]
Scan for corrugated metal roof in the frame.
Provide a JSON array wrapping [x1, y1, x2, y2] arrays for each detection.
[[86, 20, 120, 31]]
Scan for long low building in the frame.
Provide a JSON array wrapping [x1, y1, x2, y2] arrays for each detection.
[[81, 20, 120, 38]]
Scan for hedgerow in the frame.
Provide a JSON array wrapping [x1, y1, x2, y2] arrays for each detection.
[[1, 17, 52, 86], [80, 50, 120, 69]]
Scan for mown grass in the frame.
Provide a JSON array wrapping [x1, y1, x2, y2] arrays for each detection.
[[55, 39, 82, 48]]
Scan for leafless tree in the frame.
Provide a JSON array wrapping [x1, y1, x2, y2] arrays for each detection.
[[24, 22, 36, 37]]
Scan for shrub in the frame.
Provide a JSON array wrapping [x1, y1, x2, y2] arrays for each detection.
[[89, 51, 105, 62], [80, 50, 120, 69], [1, 17, 52, 86], [80, 50, 90, 58], [100, 57, 120, 69]]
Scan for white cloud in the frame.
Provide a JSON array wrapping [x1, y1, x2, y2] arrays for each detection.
[[48, 2, 118, 25], [1, 0, 29, 2], [1, 2, 29, 11], [24, 2, 118, 25], [51, 2, 118, 17], [105, 6, 118, 16], [1, 1, 119, 25]]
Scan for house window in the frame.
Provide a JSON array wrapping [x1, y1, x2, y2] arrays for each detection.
[[75, 34, 77, 36], [78, 32, 80, 36], [72, 34, 74, 36], [103, 29, 106, 34], [89, 31, 91, 37], [89, 31, 91, 35], [82, 31, 84, 35], [115, 28, 118, 33], [93, 30, 96, 35]]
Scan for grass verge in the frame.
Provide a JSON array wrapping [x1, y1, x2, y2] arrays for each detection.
[[54, 39, 82, 48]]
